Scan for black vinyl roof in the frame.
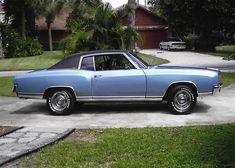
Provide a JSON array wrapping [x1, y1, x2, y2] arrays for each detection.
[[48, 50, 129, 70]]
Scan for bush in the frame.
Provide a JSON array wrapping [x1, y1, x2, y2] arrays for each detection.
[[184, 33, 199, 50], [0, 25, 43, 58]]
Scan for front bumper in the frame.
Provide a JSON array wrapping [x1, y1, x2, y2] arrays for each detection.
[[212, 83, 222, 95]]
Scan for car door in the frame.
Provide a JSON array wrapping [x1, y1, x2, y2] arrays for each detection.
[[92, 53, 146, 100]]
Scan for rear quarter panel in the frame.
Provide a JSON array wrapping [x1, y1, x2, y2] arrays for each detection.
[[14, 70, 93, 97]]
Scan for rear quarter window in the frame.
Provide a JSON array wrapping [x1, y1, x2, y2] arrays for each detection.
[[49, 55, 80, 69]]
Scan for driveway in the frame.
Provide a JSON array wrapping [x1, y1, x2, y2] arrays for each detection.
[[0, 84, 235, 128], [140, 49, 235, 70]]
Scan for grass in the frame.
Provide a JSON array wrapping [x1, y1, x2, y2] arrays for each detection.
[[216, 45, 235, 53], [0, 76, 14, 96], [136, 52, 169, 65], [221, 72, 235, 87], [0, 51, 65, 71], [17, 124, 235, 167], [203, 45, 235, 60], [1, 73, 235, 97]]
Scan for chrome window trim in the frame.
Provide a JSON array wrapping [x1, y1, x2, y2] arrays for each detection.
[[78, 51, 140, 71]]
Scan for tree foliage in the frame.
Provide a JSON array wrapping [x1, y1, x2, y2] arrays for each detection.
[[0, 24, 43, 58], [64, 2, 141, 54], [4, 0, 36, 38], [151, 0, 235, 50]]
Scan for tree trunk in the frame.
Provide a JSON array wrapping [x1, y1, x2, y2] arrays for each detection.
[[47, 21, 53, 51], [21, 3, 26, 40], [127, 0, 136, 50], [127, 0, 136, 28], [0, 31, 4, 58]]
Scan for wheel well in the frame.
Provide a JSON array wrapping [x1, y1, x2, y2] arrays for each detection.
[[163, 82, 198, 100], [43, 87, 76, 99]]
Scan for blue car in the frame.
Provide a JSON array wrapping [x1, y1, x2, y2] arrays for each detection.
[[13, 50, 222, 115]]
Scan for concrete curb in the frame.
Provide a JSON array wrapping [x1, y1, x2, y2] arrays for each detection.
[[0, 127, 75, 166]]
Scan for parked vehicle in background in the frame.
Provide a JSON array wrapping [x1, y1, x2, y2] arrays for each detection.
[[13, 50, 221, 115], [160, 37, 186, 51]]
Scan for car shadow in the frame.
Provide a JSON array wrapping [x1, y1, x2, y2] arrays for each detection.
[[10, 101, 211, 115], [73, 102, 170, 114]]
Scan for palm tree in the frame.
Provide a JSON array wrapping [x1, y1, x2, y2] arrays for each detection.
[[64, 2, 141, 53], [0, 31, 4, 58], [34, 0, 65, 51], [127, 0, 136, 50], [127, 0, 136, 28]]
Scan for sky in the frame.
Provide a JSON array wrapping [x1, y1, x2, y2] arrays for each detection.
[[102, 0, 147, 8]]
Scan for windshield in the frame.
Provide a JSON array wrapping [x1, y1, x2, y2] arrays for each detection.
[[127, 52, 148, 69]]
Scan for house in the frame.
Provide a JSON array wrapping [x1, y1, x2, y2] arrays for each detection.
[[35, 10, 70, 49], [120, 5, 168, 49], [35, 4, 168, 49]]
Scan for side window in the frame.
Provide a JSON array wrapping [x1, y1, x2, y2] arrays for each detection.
[[80, 56, 94, 71], [95, 54, 135, 71]]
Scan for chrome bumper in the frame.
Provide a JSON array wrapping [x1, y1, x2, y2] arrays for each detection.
[[212, 83, 222, 95]]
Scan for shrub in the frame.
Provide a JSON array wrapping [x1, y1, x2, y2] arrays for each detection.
[[0, 25, 43, 58], [24, 38, 43, 56], [223, 53, 235, 60], [184, 33, 199, 50]]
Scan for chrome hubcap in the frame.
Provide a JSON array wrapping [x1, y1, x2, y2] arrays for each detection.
[[50, 91, 70, 112], [173, 90, 192, 112]]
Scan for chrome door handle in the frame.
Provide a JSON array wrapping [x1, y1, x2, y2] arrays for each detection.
[[94, 75, 102, 78]]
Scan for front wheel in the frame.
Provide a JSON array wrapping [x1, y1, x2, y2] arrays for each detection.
[[47, 89, 75, 115], [168, 85, 197, 115]]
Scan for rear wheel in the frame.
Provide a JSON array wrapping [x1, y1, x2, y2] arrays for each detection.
[[167, 85, 197, 114], [47, 89, 75, 115]]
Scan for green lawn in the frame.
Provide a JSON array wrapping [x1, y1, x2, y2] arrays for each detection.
[[203, 45, 235, 60], [221, 72, 235, 87], [136, 52, 169, 65], [18, 124, 235, 167], [0, 76, 14, 96], [0, 51, 65, 71]]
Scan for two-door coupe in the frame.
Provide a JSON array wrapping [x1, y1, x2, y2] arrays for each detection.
[[13, 50, 222, 115]]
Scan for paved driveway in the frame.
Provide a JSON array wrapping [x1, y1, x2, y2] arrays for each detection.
[[0, 84, 235, 128], [141, 49, 235, 70]]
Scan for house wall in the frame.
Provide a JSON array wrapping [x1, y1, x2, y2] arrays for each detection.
[[135, 8, 161, 26], [135, 8, 167, 49], [137, 29, 167, 49]]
